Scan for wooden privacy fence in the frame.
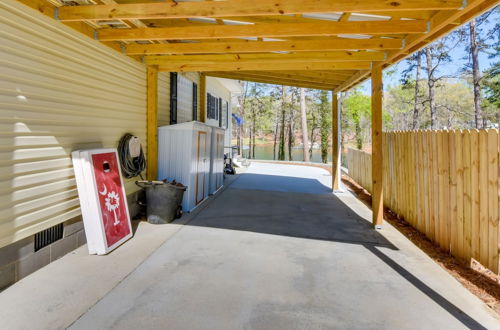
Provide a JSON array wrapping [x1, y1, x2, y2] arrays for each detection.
[[347, 129, 500, 274]]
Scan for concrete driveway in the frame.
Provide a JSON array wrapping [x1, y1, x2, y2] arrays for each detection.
[[1, 163, 498, 329]]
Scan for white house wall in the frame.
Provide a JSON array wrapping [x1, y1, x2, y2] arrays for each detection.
[[0, 0, 147, 248], [205, 77, 231, 129]]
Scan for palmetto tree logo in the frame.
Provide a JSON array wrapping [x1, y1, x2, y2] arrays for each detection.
[[105, 190, 121, 226]]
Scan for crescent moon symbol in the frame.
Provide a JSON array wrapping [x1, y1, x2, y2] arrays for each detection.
[[99, 184, 107, 196]]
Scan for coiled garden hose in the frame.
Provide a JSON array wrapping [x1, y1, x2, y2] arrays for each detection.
[[118, 133, 146, 179]]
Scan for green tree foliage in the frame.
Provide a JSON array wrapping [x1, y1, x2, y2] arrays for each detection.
[[342, 90, 371, 150], [311, 90, 331, 163], [244, 83, 273, 158], [385, 80, 476, 130]]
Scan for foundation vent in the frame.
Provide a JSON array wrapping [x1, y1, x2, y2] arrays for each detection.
[[34, 224, 64, 252]]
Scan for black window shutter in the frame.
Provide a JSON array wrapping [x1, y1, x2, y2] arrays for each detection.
[[192, 82, 198, 121], [218, 97, 223, 127], [207, 93, 212, 119], [211, 96, 215, 120], [225, 101, 229, 128], [170, 72, 178, 124]]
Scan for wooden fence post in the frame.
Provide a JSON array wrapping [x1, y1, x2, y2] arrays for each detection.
[[371, 65, 383, 228]]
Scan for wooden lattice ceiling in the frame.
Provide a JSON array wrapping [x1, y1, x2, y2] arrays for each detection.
[[22, 0, 500, 91]]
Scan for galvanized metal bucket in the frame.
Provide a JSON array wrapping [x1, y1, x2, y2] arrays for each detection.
[[136, 181, 187, 224]]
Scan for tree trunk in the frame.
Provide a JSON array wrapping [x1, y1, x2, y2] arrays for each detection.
[[278, 86, 286, 160], [248, 122, 252, 159], [425, 47, 437, 129], [470, 18, 483, 129], [252, 117, 256, 158], [319, 91, 329, 164], [299, 88, 310, 162], [273, 115, 279, 160], [309, 127, 316, 159], [412, 51, 422, 130], [287, 91, 295, 161]]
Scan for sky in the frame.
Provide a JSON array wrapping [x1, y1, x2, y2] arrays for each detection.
[[358, 8, 499, 93]]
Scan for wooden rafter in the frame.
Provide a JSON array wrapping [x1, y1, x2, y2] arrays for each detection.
[[153, 61, 372, 72], [126, 38, 402, 55], [145, 52, 386, 65], [16, 0, 497, 93], [57, 0, 462, 21], [98, 20, 427, 41]]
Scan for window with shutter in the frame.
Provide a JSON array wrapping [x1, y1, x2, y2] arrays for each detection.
[[207, 93, 219, 120]]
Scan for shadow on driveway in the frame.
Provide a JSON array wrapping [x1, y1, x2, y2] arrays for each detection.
[[181, 172, 487, 330]]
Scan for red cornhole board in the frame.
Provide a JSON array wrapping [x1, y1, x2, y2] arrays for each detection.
[[92, 152, 131, 247], [72, 149, 132, 255]]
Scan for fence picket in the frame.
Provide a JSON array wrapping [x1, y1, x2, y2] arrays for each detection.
[[423, 131, 431, 236], [487, 129, 499, 273], [449, 131, 458, 256], [463, 130, 472, 262], [479, 130, 489, 268], [455, 130, 464, 260]]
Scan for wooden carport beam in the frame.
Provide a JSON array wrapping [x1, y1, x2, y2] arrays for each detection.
[[145, 52, 386, 64], [371, 65, 384, 228], [153, 61, 372, 72], [146, 65, 158, 181], [98, 21, 427, 41], [57, 0, 463, 21], [126, 38, 403, 55]]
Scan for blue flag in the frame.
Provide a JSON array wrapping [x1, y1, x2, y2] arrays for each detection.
[[232, 113, 244, 126]]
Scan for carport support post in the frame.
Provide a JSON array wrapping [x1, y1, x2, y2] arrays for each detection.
[[371, 65, 384, 228], [146, 65, 158, 180], [331, 92, 341, 191]]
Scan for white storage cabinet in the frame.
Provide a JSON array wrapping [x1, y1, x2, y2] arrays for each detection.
[[209, 127, 225, 194], [158, 121, 211, 212]]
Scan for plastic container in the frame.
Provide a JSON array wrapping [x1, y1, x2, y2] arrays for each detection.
[[137, 181, 187, 224]]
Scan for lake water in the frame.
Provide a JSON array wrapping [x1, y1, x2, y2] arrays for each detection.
[[243, 144, 333, 163]]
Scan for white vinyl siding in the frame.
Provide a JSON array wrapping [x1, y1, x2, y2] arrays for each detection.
[[0, 0, 147, 248], [158, 72, 170, 127]]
